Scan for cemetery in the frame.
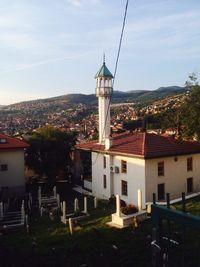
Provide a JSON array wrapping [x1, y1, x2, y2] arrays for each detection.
[[0, 184, 200, 266]]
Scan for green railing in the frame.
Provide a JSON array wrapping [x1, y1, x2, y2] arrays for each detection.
[[151, 193, 200, 266]]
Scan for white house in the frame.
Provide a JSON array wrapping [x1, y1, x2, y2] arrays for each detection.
[[76, 60, 200, 208], [0, 133, 29, 195]]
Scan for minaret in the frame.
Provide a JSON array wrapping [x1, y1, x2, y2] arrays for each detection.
[[95, 58, 113, 150]]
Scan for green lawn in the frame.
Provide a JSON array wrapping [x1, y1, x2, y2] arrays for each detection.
[[0, 195, 152, 267], [175, 195, 200, 216], [1, 194, 200, 267]]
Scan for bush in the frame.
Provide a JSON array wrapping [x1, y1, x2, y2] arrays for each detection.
[[120, 199, 126, 207], [109, 195, 116, 205], [121, 204, 138, 215], [109, 195, 126, 207]]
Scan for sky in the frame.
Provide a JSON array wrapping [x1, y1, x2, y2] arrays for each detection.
[[0, 0, 200, 105]]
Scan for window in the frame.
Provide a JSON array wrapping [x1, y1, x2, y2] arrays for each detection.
[[157, 183, 165, 200], [121, 180, 128, 196], [1, 164, 8, 171], [121, 160, 127, 173], [0, 138, 7, 144], [103, 156, 106, 169], [187, 157, 193, 171], [187, 177, 193, 193], [158, 162, 164, 176], [103, 175, 107, 189]]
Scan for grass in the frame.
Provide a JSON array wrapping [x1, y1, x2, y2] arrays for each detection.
[[0, 194, 152, 267], [175, 195, 200, 216], [1, 193, 200, 267]]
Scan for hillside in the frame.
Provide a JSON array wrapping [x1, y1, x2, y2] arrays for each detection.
[[0, 85, 188, 135], [1, 86, 187, 111]]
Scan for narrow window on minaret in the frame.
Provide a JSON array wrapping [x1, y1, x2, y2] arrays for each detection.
[[103, 175, 107, 189], [103, 156, 106, 168]]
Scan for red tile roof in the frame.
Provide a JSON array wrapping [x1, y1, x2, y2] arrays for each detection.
[[76, 132, 200, 159], [0, 133, 29, 150]]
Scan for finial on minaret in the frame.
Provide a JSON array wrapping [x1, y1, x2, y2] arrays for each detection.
[[103, 52, 105, 65]]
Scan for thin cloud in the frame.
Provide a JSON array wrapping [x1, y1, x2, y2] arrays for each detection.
[[0, 50, 96, 74], [66, 0, 100, 7]]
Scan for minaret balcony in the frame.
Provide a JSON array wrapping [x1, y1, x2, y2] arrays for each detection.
[[96, 87, 113, 97]]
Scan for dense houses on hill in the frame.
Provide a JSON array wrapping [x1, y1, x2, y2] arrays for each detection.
[[0, 89, 188, 142]]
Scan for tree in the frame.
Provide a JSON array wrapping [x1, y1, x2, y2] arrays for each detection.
[[25, 126, 77, 182], [180, 73, 200, 140]]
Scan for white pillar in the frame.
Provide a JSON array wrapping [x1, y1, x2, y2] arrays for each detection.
[[74, 198, 79, 212], [116, 195, 121, 217], [38, 186, 41, 208], [40, 207, 43, 217], [56, 194, 60, 208], [28, 200, 31, 210], [137, 189, 142, 211], [0, 202, 3, 219], [29, 193, 32, 205], [69, 218, 73, 235], [62, 201, 66, 219], [21, 204, 25, 224], [94, 197, 98, 209], [84, 197, 88, 214], [25, 214, 29, 225], [38, 186, 41, 199], [53, 186, 57, 198]]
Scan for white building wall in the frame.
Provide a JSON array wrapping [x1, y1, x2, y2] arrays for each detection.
[[92, 152, 146, 208], [92, 152, 111, 199], [0, 149, 25, 193], [145, 154, 200, 202], [112, 155, 146, 208]]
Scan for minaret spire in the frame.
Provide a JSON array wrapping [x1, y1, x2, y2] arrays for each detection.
[[95, 59, 113, 149], [103, 52, 105, 65]]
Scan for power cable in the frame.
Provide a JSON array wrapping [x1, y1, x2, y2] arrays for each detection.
[[92, 0, 129, 165]]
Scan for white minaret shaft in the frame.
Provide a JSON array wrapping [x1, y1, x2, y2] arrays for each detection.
[[95, 60, 113, 149]]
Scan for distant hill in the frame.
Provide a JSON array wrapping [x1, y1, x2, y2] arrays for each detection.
[[1, 86, 187, 112], [135, 86, 187, 103]]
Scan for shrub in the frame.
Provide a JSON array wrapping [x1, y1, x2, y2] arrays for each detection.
[[120, 199, 126, 207], [121, 204, 138, 215], [109, 195, 126, 207], [109, 195, 116, 205]]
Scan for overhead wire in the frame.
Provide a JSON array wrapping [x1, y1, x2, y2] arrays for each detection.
[[92, 0, 129, 165]]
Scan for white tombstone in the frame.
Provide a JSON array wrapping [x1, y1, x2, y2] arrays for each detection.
[[74, 198, 79, 212], [84, 197, 88, 214], [137, 189, 142, 211], [116, 195, 121, 217], [56, 194, 60, 208], [38, 187, 42, 208], [53, 186, 57, 198], [94, 197, 98, 209], [69, 218, 73, 235], [0, 202, 3, 219], [62, 201, 66, 219], [28, 200, 31, 210], [21, 205, 25, 224], [25, 214, 29, 225], [38, 186, 41, 199], [40, 207, 44, 217], [29, 193, 32, 205]]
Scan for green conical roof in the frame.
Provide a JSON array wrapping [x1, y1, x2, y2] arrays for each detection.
[[95, 62, 113, 79]]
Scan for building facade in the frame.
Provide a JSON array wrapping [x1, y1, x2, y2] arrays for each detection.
[[0, 134, 29, 194], [76, 61, 200, 208]]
